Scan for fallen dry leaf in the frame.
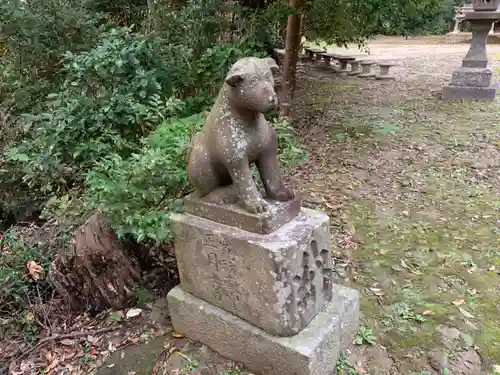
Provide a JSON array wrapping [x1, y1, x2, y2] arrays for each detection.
[[26, 261, 43, 280], [464, 319, 479, 331], [453, 299, 465, 306], [40, 348, 53, 365], [323, 201, 340, 210], [61, 339, 76, 346], [172, 332, 185, 338], [458, 307, 475, 319], [44, 358, 59, 373], [174, 351, 195, 364], [126, 308, 143, 319], [108, 341, 117, 353], [422, 310, 434, 316], [26, 311, 35, 322], [87, 335, 99, 344], [369, 287, 385, 296], [64, 351, 76, 360]]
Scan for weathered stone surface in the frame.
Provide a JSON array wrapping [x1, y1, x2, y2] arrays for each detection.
[[333, 55, 356, 73], [450, 66, 493, 87], [318, 52, 334, 67], [183, 187, 301, 234], [305, 47, 325, 61], [167, 284, 360, 375], [359, 61, 376, 78], [472, 0, 500, 11], [442, 83, 498, 100], [170, 208, 333, 337], [462, 19, 497, 68], [376, 63, 396, 80], [348, 61, 361, 76], [428, 348, 449, 372], [466, 10, 500, 20], [187, 56, 295, 215]]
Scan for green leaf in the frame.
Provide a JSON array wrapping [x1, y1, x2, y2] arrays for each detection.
[[108, 312, 123, 322], [460, 332, 474, 348]]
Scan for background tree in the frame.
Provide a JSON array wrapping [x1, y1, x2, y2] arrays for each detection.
[[277, 0, 464, 114]]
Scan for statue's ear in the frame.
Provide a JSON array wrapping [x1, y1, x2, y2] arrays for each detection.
[[225, 73, 244, 87], [262, 57, 280, 74]]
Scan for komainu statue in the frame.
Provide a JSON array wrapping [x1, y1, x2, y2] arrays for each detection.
[[187, 56, 295, 214]]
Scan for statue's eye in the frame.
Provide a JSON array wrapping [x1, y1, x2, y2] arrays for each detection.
[[250, 76, 259, 83]]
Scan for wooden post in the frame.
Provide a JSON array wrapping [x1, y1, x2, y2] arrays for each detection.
[[280, 0, 302, 119]]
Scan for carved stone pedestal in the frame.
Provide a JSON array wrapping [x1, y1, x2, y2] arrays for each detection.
[[442, 66, 498, 100], [443, 13, 500, 100], [168, 284, 359, 375], [167, 194, 360, 375]]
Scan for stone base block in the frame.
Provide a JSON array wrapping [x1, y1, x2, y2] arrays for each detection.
[[171, 208, 333, 337], [167, 284, 360, 375], [184, 187, 301, 235], [450, 67, 492, 87], [442, 83, 498, 101]]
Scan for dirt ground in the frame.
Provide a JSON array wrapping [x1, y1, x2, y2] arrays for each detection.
[[7, 35, 499, 375], [290, 35, 500, 374]]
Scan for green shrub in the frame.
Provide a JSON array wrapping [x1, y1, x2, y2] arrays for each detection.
[[273, 117, 309, 168], [0, 0, 106, 114], [84, 112, 206, 243], [5, 27, 187, 195], [0, 228, 53, 315]]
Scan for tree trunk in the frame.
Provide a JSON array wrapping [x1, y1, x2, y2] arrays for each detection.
[[280, 0, 302, 119], [48, 211, 141, 311]]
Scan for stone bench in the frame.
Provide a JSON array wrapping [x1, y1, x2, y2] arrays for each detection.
[[298, 53, 310, 63], [347, 61, 362, 76], [317, 52, 336, 67], [273, 48, 318, 65], [304, 47, 326, 61], [376, 62, 396, 80], [358, 60, 376, 78], [331, 54, 356, 73]]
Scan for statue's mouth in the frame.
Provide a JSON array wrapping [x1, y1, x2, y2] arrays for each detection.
[[264, 98, 278, 113], [263, 104, 277, 113]]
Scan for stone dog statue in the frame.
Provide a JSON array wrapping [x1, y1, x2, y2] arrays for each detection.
[[187, 56, 295, 214]]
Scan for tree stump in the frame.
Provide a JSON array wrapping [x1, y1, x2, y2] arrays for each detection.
[[48, 211, 141, 311]]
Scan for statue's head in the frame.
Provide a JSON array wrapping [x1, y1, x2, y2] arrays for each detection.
[[224, 57, 280, 114]]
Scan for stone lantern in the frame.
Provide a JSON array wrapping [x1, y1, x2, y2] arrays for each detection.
[[473, 0, 500, 11], [442, 4, 500, 100]]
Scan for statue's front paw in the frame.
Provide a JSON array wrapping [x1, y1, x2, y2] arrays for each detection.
[[269, 186, 295, 202], [243, 198, 269, 214]]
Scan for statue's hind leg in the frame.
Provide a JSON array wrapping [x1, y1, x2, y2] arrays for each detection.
[[188, 142, 219, 198], [256, 129, 295, 201], [188, 142, 239, 205]]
